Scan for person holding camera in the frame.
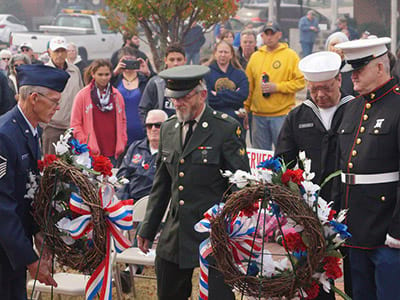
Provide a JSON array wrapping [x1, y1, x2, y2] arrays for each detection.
[[113, 46, 152, 148], [70, 59, 127, 166]]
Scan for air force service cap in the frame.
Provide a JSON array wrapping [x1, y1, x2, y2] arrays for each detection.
[[159, 65, 210, 98], [299, 51, 342, 82], [335, 37, 391, 70], [16, 64, 70, 92]]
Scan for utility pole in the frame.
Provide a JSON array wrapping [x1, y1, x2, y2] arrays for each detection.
[[330, 0, 338, 30], [391, 0, 397, 53]]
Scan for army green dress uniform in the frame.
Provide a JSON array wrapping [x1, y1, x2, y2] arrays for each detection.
[[138, 66, 250, 300]]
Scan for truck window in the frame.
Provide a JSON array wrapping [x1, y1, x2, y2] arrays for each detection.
[[98, 18, 116, 34], [55, 15, 93, 29]]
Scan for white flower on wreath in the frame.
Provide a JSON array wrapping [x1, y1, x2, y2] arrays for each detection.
[[299, 151, 315, 181], [313, 272, 331, 293], [254, 168, 273, 184], [221, 169, 257, 188], [73, 151, 91, 169], [257, 250, 276, 277], [25, 171, 38, 200], [316, 198, 333, 224], [53, 128, 73, 155], [302, 180, 320, 207]]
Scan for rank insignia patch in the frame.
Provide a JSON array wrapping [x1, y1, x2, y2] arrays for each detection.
[[0, 155, 7, 179], [239, 148, 246, 156]]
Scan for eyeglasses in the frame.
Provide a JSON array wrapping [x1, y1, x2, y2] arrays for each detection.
[[171, 90, 199, 102], [1, 57, 10, 61], [34, 92, 60, 106], [20, 48, 30, 52], [145, 122, 162, 129]]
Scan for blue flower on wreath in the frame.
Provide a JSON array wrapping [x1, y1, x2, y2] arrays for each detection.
[[257, 157, 282, 172], [293, 250, 307, 260], [329, 220, 352, 239], [247, 262, 259, 276], [69, 138, 89, 155], [270, 203, 281, 217]]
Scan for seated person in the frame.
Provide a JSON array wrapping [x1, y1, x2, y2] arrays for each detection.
[[117, 109, 168, 201]]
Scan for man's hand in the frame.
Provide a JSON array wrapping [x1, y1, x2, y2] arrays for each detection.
[[34, 232, 53, 262], [137, 235, 150, 254], [27, 260, 58, 287], [261, 82, 277, 94], [385, 234, 400, 249]]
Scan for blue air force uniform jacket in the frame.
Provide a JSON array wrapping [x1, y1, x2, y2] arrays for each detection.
[[138, 105, 250, 268], [0, 106, 39, 276], [336, 78, 400, 248]]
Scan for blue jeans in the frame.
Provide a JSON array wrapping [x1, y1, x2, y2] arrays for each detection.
[[349, 247, 400, 300], [251, 115, 285, 150], [300, 41, 314, 57], [185, 51, 200, 65]]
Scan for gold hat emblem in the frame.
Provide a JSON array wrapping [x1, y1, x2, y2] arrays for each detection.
[[236, 126, 242, 137], [239, 148, 246, 156]]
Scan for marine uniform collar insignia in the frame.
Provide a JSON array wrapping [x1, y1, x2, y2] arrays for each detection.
[[364, 77, 397, 103]]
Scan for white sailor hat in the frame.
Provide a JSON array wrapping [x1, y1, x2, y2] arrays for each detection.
[[335, 37, 391, 70], [298, 51, 342, 82]]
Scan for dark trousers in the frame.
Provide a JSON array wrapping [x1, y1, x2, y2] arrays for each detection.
[[349, 247, 400, 300], [155, 256, 235, 300], [0, 265, 27, 300]]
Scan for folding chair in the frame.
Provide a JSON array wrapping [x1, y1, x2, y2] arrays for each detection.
[[114, 195, 159, 299], [27, 272, 89, 300]]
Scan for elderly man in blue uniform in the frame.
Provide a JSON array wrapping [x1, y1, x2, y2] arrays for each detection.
[[137, 65, 250, 300], [0, 64, 70, 299], [275, 51, 354, 299], [334, 37, 400, 299], [117, 109, 168, 201]]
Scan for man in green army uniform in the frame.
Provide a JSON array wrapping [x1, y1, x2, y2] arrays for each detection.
[[138, 65, 250, 300]]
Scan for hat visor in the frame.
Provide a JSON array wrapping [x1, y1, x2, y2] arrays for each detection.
[[165, 88, 193, 99], [263, 27, 277, 33], [50, 45, 67, 51]]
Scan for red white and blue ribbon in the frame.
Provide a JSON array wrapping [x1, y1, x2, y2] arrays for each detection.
[[68, 184, 134, 300], [194, 204, 262, 300]]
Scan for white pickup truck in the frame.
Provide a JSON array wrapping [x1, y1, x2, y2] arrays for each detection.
[[10, 11, 123, 60]]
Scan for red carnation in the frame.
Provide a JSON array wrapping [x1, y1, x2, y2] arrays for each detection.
[[143, 163, 149, 170], [242, 201, 260, 217], [322, 256, 342, 279], [291, 169, 304, 185], [92, 155, 113, 177], [37, 159, 45, 172], [304, 280, 320, 299], [38, 154, 58, 171], [281, 169, 293, 184], [281, 169, 304, 185], [283, 232, 307, 252], [328, 209, 337, 221]]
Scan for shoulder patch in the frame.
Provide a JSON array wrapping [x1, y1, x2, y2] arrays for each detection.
[[0, 155, 7, 179], [212, 111, 236, 123]]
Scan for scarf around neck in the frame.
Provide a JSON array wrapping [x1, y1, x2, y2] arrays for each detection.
[[90, 80, 114, 112]]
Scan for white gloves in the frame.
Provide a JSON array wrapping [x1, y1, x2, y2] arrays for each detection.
[[385, 234, 400, 249]]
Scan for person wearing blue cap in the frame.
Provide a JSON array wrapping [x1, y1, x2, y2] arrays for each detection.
[[0, 64, 69, 299], [137, 65, 250, 300]]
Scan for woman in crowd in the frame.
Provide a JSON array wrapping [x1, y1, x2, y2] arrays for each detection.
[[112, 46, 151, 147], [67, 42, 88, 82], [325, 31, 354, 95], [204, 40, 249, 126], [0, 49, 12, 76], [71, 59, 127, 165], [8, 53, 31, 96]]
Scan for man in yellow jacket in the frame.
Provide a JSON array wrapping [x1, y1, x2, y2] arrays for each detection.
[[245, 21, 305, 150]]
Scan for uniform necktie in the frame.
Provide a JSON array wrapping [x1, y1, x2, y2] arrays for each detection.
[[183, 120, 196, 149], [33, 134, 40, 160]]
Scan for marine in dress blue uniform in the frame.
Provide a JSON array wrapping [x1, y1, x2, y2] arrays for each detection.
[[0, 64, 69, 299], [335, 37, 400, 300], [137, 66, 250, 300]]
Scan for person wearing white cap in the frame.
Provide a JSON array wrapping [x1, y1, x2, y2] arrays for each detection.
[[276, 51, 354, 299], [334, 37, 400, 300], [19, 42, 42, 65], [42, 36, 83, 155]]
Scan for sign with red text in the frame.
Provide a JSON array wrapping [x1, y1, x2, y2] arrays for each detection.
[[247, 148, 274, 174]]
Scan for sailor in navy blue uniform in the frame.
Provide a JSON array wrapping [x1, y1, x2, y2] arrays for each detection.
[[0, 64, 69, 299], [335, 37, 400, 300], [275, 51, 354, 299]]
